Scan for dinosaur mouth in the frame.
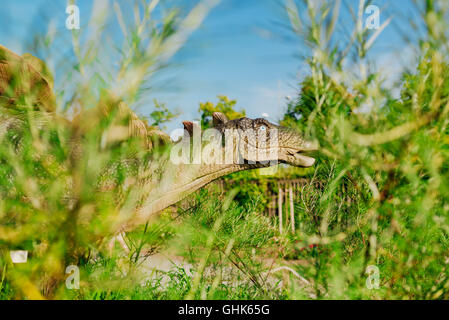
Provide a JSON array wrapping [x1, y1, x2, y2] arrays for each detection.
[[239, 137, 318, 167], [284, 148, 316, 167], [292, 151, 316, 167]]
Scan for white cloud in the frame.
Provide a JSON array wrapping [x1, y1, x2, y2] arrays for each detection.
[[375, 44, 417, 98]]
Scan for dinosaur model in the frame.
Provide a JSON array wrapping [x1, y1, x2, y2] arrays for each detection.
[[0, 45, 318, 235]]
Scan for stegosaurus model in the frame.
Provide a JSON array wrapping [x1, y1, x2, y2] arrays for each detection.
[[0, 45, 318, 235]]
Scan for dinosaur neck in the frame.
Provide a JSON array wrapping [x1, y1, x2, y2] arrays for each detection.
[[124, 161, 263, 231]]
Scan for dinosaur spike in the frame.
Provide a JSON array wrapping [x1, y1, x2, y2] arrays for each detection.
[[183, 121, 201, 138], [212, 112, 229, 126], [182, 121, 194, 137]]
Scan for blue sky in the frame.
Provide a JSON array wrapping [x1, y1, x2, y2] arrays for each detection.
[[0, 0, 419, 131]]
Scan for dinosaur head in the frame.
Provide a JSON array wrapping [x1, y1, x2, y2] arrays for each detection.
[[181, 112, 318, 168], [213, 112, 317, 167]]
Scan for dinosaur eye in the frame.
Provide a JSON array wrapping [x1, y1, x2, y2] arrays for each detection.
[[259, 125, 267, 131]]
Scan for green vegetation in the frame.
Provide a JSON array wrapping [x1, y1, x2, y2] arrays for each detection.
[[198, 95, 246, 129], [1, 0, 449, 300]]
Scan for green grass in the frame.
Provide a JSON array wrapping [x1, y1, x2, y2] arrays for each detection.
[[2, 0, 449, 300]]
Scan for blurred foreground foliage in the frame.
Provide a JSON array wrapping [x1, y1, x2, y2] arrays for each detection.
[[1, 0, 449, 300], [274, 0, 449, 299], [0, 0, 219, 299]]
